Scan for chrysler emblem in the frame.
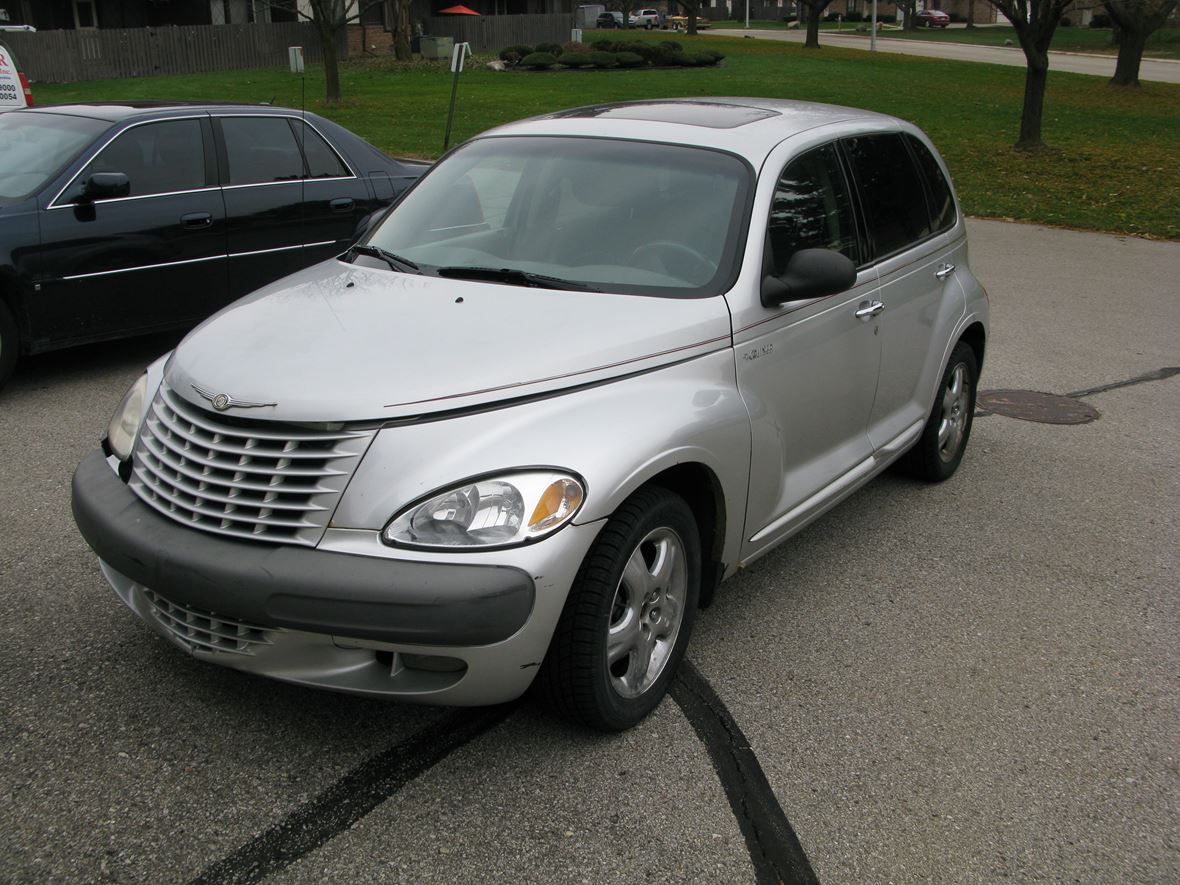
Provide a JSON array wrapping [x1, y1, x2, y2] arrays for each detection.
[[192, 384, 277, 412]]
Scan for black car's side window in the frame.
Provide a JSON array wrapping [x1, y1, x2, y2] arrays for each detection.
[[767, 143, 859, 277], [293, 121, 349, 179], [221, 117, 304, 185], [83, 119, 205, 198], [842, 133, 932, 259], [903, 133, 956, 234]]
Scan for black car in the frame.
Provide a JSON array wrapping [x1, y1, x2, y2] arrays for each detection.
[[0, 102, 427, 387], [596, 11, 624, 27]]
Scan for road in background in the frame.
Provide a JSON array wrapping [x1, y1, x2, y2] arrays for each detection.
[[0, 220, 1177, 882], [736, 26, 1180, 83]]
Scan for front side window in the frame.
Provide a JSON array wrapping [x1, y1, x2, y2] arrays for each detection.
[[368, 136, 752, 298], [81, 119, 205, 198], [766, 143, 859, 276], [843, 133, 932, 259], [221, 117, 303, 185]]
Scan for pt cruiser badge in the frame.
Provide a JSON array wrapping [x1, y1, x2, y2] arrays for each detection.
[[72, 99, 989, 731]]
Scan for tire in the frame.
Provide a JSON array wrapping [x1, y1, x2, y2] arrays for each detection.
[[898, 341, 978, 482], [537, 486, 701, 731], [0, 299, 19, 391]]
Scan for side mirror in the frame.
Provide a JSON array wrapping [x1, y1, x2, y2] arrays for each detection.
[[761, 248, 857, 307], [80, 172, 131, 202]]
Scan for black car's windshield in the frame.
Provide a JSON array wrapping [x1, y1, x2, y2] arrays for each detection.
[[0, 112, 109, 203], [367, 135, 751, 298]]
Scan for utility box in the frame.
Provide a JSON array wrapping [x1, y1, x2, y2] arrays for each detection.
[[419, 36, 454, 60]]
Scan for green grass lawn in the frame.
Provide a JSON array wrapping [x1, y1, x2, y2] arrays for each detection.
[[34, 33, 1180, 238], [854, 24, 1180, 59]]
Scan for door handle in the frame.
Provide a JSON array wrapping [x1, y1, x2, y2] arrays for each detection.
[[854, 300, 885, 321], [181, 212, 212, 229], [935, 263, 956, 280], [330, 198, 355, 213]]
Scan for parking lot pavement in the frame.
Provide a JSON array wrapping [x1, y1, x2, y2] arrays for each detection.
[[1, 220, 1176, 883]]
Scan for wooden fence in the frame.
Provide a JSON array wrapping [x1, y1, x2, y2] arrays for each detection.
[[421, 14, 574, 51], [5, 22, 324, 84]]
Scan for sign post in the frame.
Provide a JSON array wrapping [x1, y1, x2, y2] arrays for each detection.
[[443, 41, 472, 152]]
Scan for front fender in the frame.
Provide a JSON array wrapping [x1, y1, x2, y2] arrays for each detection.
[[331, 348, 750, 566]]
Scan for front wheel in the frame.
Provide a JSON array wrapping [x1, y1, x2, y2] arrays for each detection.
[[537, 486, 700, 731], [898, 341, 978, 482]]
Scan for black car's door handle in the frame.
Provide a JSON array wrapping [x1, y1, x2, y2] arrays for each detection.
[[181, 212, 213, 229], [330, 198, 355, 213]]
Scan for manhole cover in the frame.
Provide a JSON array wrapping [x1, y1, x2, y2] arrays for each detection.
[[977, 390, 1099, 425]]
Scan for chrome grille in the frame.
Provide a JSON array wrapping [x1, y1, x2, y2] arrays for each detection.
[[129, 382, 374, 546], [144, 589, 274, 656]]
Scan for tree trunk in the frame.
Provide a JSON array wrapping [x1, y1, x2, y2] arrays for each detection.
[[966, 0, 976, 28], [688, 9, 698, 34], [391, 0, 411, 61], [322, 27, 342, 103], [1016, 53, 1048, 148], [805, 6, 821, 46], [1110, 25, 1147, 85]]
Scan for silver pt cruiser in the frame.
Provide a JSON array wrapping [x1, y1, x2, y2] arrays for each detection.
[[73, 99, 989, 731]]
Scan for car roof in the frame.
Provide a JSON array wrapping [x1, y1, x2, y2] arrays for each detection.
[[478, 98, 902, 163], [16, 101, 322, 124]]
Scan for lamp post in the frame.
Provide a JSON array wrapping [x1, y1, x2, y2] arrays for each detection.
[[871, 0, 877, 50], [745, 0, 750, 29]]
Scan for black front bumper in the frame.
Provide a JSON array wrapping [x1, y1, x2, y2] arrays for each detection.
[[71, 451, 535, 646]]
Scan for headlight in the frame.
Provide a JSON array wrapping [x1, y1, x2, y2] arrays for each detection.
[[383, 471, 585, 550], [107, 372, 148, 461]]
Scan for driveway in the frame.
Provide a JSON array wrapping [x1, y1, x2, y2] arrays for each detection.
[[0, 220, 1177, 883], [737, 26, 1180, 83]]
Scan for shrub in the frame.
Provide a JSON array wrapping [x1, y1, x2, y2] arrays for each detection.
[[1089, 12, 1111, 27], [686, 51, 717, 66], [619, 41, 656, 61], [558, 51, 594, 67], [536, 42, 563, 56], [652, 46, 684, 66], [658, 40, 683, 51], [704, 49, 725, 62], [845, 11, 863, 21], [520, 51, 557, 69], [589, 50, 617, 67], [1060, 15, 1072, 25], [616, 51, 645, 67], [562, 40, 590, 52], [499, 44, 534, 66], [590, 38, 618, 52]]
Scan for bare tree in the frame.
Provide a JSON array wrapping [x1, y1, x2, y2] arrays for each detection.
[[988, 0, 1075, 149], [673, 0, 704, 34], [1104, 0, 1177, 86], [896, 0, 919, 30], [263, 0, 383, 103], [967, 0, 978, 27], [384, 0, 412, 61], [798, 0, 838, 46]]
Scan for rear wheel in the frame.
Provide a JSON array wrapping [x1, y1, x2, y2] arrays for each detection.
[[898, 341, 978, 482], [537, 486, 700, 731], [0, 299, 19, 391]]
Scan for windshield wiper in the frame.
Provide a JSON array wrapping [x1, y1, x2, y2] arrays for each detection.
[[435, 266, 599, 292], [346, 244, 421, 274]]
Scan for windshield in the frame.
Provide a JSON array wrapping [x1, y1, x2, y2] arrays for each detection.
[[0, 112, 108, 203], [367, 135, 751, 298]]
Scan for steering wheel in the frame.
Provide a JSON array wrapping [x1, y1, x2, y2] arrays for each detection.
[[629, 241, 716, 282]]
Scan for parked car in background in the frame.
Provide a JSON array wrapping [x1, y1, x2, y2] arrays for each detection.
[[0, 102, 426, 387], [0, 38, 34, 110], [74, 98, 988, 733], [629, 8, 663, 28], [915, 8, 951, 26], [596, 10, 624, 27], [668, 14, 710, 29]]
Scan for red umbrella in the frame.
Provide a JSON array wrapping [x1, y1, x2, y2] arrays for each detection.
[[438, 4, 480, 13]]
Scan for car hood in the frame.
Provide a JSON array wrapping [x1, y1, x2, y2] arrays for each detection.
[[165, 260, 733, 423]]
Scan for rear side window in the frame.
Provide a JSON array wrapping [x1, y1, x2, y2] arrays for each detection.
[[904, 133, 956, 233], [221, 117, 303, 185], [766, 143, 860, 276], [294, 121, 349, 179], [84, 119, 205, 198], [842, 133, 932, 259]]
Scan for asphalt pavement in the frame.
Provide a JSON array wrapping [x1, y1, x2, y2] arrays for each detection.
[[0, 219, 1177, 883], [734, 26, 1180, 84]]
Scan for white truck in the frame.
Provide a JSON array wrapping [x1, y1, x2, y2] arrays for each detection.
[[0, 38, 33, 109]]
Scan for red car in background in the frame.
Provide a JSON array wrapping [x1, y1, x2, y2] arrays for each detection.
[[915, 8, 951, 26]]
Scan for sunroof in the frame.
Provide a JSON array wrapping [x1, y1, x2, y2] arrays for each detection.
[[543, 101, 779, 130]]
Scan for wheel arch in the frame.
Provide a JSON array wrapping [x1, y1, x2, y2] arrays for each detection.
[[958, 321, 986, 374], [638, 461, 727, 608]]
